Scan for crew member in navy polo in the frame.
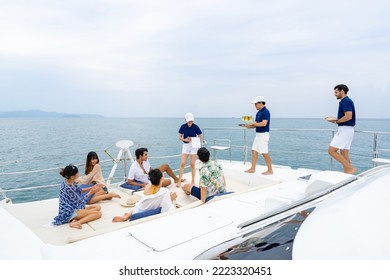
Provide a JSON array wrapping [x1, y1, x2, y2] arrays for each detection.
[[327, 84, 357, 174]]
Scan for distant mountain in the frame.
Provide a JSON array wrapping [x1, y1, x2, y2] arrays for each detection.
[[0, 109, 104, 118]]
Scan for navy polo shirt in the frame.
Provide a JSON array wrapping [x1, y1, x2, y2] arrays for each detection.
[[255, 107, 270, 133], [338, 96, 356, 127], [178, 123, 202, 142]]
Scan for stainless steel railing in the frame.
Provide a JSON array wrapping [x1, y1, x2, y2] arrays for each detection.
[[1, 128, 389, 203], [203, 127, 390, 170]]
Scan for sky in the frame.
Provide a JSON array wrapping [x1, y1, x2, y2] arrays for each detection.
[[0, 0, 389, 118]]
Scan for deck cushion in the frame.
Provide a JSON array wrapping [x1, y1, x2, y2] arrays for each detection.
[[120, 182, 143, 191], [129, 207, 162, 221]]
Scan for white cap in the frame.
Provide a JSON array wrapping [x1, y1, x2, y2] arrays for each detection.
[[251, 96, 266, 103], [185, 112, 194, 122]]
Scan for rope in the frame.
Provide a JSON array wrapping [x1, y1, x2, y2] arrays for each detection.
[[104, 149, 117, 161]]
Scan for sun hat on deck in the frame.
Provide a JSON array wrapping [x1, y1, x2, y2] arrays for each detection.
[[126, 195, 139, 206]]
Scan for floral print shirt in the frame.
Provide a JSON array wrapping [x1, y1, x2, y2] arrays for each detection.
[[199, 160, 226, 197]]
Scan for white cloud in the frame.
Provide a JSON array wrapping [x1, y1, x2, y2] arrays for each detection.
[[0, 0, 389, 118]]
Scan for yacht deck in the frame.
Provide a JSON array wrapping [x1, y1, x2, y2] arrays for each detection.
[[1, 160, 353, 247]]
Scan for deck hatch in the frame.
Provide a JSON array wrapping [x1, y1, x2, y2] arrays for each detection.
[[128, 211, 233, 251]]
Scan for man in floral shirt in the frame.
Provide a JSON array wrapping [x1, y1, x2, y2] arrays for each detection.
[[182, 147, 226, 203]]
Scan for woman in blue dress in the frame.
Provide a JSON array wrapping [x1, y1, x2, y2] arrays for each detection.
[[53, 164, 102, 229]]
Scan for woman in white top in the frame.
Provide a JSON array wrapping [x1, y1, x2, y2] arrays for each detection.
[[78, 151, 106, 185], [77, 151, 120, 204], [112, 169, 177, 222]]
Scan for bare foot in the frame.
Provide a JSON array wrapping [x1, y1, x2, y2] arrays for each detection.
[[261, 171, 273, 175], [245, 169, 255, 173], [345, 167, 357, 175], [112, 216, 127, 222], [69, 220, 82, 229], [174, 178, 186, 183], [111, 192, 121, 199]]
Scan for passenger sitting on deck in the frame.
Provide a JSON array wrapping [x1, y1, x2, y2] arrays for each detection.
[[53, 164, 102, 229], [127, 147, 184, 188], [76, 151, 120, 204], [113, 169, 177, 222], [182, 147, 227, 203], [77, 151, 106, 186]]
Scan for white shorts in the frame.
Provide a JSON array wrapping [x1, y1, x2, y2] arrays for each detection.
[[252, 132, 270, 154], [330, 126, 354, 150], [182, 143, 198, 155]]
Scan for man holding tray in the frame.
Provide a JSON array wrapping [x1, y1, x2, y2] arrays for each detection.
[[326, 84, 357, 174], [244, 96, 273, 175]]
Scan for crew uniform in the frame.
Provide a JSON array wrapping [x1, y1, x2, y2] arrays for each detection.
[[178, 117, 202, 155], [330, 96, 356, 150], [252, 106, 271, 154]]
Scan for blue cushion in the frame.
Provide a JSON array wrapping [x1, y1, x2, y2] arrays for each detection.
[[191, 187, 233, 202], [120, 182, 143, 191], [214, 191, 234, 197], [129, 207, 162, 221], [207, 191, 234, 202]]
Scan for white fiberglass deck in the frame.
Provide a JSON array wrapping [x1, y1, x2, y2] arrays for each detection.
[[0, 160, 354, 259]]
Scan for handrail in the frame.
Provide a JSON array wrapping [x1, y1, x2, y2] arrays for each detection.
[[0, 177, 126, 194], [2, 128, 389, 202], [203, 127, 390, 169], [203, 127, 248, 164], [0, 153, 186, 201], [0, 159, 113, 176]]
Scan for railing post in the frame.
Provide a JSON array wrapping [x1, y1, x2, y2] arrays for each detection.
[[202, 127, 389, 172], [330, 130, 335, 170], [0, 187, 9, 202], [244, 128, 247, 164], [373, 133, 379, 167]]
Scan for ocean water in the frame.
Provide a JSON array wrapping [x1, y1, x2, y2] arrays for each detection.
[[0, 117, 389, 203]]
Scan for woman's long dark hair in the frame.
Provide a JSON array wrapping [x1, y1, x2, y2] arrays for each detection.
[[85, 151, 99, 175]]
